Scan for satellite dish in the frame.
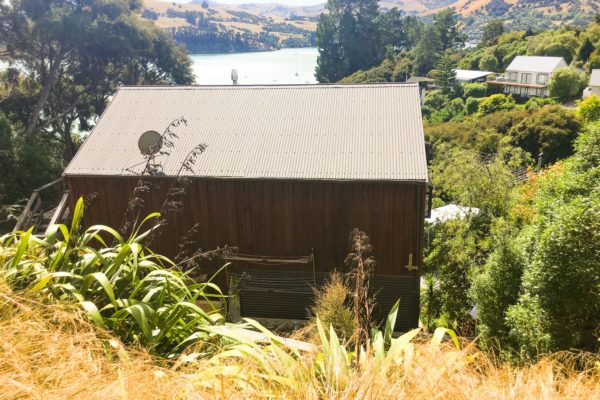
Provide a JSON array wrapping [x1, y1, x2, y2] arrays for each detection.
[[138, 130, 162, 155]]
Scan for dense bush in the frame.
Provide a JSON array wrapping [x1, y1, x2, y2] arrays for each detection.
[[548, 68, 588, 102], [509, 105, 581, 164], [472, 124, 600, 360], [577, 95, 600, 123], [478, 94, 516, 116], [462, 83, 488, 98]]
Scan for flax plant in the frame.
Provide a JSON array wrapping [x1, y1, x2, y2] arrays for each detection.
[[0, 198, 226, 358]]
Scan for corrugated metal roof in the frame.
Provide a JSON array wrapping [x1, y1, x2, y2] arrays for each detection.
[[64, 84, 428, 182], [454, 69, 492, 81], [590, 69, 600, 87], [506, 56, 566, 74]]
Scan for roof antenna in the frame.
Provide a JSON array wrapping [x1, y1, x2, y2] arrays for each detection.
[[231, 69, 238, 85]]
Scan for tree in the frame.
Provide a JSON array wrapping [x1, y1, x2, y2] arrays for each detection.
[[509, 105, 581, 164], [504, 125, 600, 358], [578, 37, 595, 63], [201, 0, 209, 9], [412, 24, 442, 76], [577, 95, 600, 123], [548, 68, 588, 102], [315, 0, 382, 83], [462, 83, 487, 98], [477, 94, 516, 116], [315, 14, 348, 82], [479, 54, 499, 72], [432, 8, 466, 51], [481, 20, 504, 47], [432, 53, 457, 94], [0, 0, 193, 157], [413, 9, 464, 76]]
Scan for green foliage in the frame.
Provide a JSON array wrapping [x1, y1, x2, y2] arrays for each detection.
[[310, 272, 355, 342], [462, 83, 488, 99], [481, 20, 505, 47], [548, 68, 588, 102], [465, 97, 481, 115], [413, 9, 465, 76], [509, 105, 581, 164], [0, 115, 63, 205], [478, 94, 516, 116], [0, 199, 225, 358], [527, 30, 579, 64], [432, 53, 458, 94], [316, 0, 391, 82], [479, 54, 499, 71], [472, 124, 600, 360], [523, 97, 556, 111], [578, 37, 595, 62], [577, 95, 600, 123], [470, 221, 527, 353]]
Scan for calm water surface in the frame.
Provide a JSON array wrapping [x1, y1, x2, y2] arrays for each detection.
[[190, 47, 318, 85]]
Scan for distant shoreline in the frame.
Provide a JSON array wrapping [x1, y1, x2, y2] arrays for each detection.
[[187, 46, 317, 55]]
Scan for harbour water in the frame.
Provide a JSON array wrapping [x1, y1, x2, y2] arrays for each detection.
[[190, 47, 318, 85]]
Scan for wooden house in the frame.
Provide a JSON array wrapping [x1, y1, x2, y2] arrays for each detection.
[[63, 84, 429, 330]]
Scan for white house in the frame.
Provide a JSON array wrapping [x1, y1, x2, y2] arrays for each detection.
[[583, 69, 600, 99], [488, 56, 567, 98]]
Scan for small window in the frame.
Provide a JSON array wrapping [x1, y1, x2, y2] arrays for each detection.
[[521, 73, 531, 84], [537, 73, 548, 84]]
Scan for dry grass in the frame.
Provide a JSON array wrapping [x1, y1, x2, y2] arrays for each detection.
[[1, 285, 599, 399]]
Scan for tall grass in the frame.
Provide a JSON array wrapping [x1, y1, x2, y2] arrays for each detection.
[[1, 285, 599, 399], [0, 198, 226, 358]]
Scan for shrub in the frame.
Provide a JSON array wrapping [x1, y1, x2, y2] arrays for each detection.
[[509, 105, 581, 164], [577, 94, 600, 123], [310, 272, 355, 342], [548, 68, 588, 102], [1, 199, 225, 358], [524, 97, 556, 110], [479, 54, 499, 71], [465, 97, 481, 115], [463, 83, 488, 98], [470, 220, 527, 353], [478, 94, 516, 116]]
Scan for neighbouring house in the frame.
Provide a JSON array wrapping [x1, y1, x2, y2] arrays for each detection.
[[488, 56, 568, 98], [583, 69, 600, 99], [61, 84, 430, 331], [454, 69, 493, 83]]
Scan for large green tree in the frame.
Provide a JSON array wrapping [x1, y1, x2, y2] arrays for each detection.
[[316, 0, 382, 82], [0, 0, 193, 159]]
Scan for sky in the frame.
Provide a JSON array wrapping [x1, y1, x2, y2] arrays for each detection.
[[167, 0, 324, 7]]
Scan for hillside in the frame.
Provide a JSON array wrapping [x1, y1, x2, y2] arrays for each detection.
[[142, 0, 319, 52], [426, 0, 600, 35]]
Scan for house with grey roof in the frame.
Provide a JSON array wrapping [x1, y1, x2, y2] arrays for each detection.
[[454, 69, 493, 83], [61, 84, 430, 331], [488, 56, 567, 98], [583, 69, 600, 99]]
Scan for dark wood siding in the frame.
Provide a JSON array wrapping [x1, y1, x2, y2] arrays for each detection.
[[66, 177, 425, 277]]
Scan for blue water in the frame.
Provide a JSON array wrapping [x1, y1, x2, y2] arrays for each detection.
[[190, 47, 318, 85]]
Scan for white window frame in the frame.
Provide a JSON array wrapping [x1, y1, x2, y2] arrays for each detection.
[[521, 73, 532, 84], [537, 73, 548, 85]]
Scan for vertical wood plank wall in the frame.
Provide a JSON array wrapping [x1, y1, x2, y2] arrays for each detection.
[[66, 177, 426, 277]]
